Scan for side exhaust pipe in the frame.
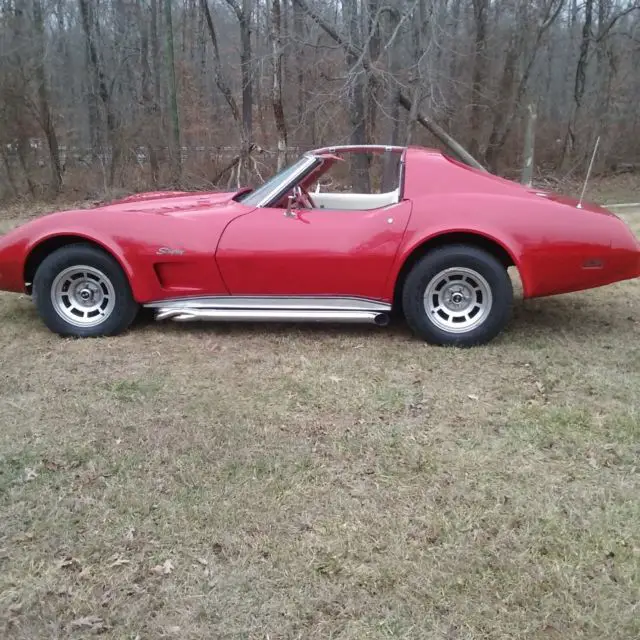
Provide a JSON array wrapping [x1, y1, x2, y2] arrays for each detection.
[[155, 307, 387, 325], [374, 313, 390, 327]]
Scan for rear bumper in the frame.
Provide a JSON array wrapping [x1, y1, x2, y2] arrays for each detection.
[[611, 219, 640, 280], [522, 219, 639, 298]]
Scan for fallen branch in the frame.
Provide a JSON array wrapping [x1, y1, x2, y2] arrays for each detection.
[[397, 93, 487, 172]]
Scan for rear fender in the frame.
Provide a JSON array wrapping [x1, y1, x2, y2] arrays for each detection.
[[386, 225, 527, 300]]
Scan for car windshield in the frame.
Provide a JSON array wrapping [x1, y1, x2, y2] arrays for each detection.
[[238, 156, 313, 207]]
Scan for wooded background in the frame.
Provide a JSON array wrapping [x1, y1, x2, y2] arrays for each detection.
[[1, 0, 639, 200]]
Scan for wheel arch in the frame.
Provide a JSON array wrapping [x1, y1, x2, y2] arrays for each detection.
[[24, 234, 134, 296], [392, 231, 522, 308]]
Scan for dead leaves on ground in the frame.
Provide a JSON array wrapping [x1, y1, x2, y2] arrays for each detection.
[[23, 467, 38, 481], [150, 558, 174, 575], [53, 549, 182, 581], [108, 555, 130, 568], [69, 615, 110, 633], [55, 552, 184, 583], [57, 556, 82, 571]]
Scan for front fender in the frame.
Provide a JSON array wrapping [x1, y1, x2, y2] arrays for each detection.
[[0, 212, 154, 300], [22, 227, 139, 287], [1, 206, 235, 303]]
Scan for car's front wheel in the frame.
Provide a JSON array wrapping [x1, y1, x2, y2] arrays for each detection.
[[402, 244, 513, 347], [33, 244, 139, 337]]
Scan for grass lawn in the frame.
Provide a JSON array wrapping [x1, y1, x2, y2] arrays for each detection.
[[0, 204, 638, 639]]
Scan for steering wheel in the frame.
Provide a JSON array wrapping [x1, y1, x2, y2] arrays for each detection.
[[292, 185, 315, 209]]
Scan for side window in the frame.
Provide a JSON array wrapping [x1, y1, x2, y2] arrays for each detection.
[[311, 151, 403, 211]]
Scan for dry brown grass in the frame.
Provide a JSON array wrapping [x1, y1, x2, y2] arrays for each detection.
[[0, 204, 639, 639]]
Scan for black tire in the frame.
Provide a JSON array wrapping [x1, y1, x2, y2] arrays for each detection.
[[402, 244, 513, 347], [33, 244, 139, 337]]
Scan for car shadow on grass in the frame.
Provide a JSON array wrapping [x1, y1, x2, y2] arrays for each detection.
[[508, 293, 637, 340], [137, 311, 412, 341], [2, 287, 635, 345]]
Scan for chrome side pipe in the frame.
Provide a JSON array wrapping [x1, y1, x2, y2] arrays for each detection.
[[155, 307, 390, 325]]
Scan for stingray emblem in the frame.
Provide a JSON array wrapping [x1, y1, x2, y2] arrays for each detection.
[[157, 247, 185, 256]]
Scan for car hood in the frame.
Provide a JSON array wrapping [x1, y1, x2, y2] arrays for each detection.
[[0, 189, 254, 248], [92, 189, 251, 216]]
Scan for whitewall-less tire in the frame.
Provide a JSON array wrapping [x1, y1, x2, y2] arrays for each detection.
[[33, 244, 139, 337]]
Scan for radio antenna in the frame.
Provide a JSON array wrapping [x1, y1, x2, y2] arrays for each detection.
[[577, 136, 600, 209]]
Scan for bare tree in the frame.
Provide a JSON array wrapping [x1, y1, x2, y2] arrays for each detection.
[[292, 0, 487, 172], [78, 0, 120, 186], [225, 0, 254, 169], [164, 0, 182, 183], [469, 0, 489, 158], [521, 102, 537, 186], [32, 0, 63, 194], [2, 0, 640, 202], [484, 0, 566, 172], [139, 0, 160, 186], [270, 0, 288, 170]]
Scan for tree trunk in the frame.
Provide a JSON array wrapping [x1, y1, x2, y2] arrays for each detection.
[[82, 2, 101, 158], [200, 0, 243, 129], [16, 136, 36, 197], [381, 7, 402, 189], [485, 0, 565, 172], [270, 0, 288, 171], [365, 0, 381, 143], [1, 148, 18, 198], [151, 0, 163, 118], [484, 43, 518, 173], [469, 0, 489, 158], [239, 0, 253, 179], [406, 0, 427, 145], [33, 0, 62, 194], [78, 0, 119, 187], [561, 0, 593, 168], [292, 0, 305, 136], [521, 102, 537, 186], [219, 0, 254, 182], [342, 0, 370, 192], [139, 0, 160, 186], [163, 0, 182, 184]]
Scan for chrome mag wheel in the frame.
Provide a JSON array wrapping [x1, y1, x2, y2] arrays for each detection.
[[50, 265, 116, 328], [423, 267, 493, 333]]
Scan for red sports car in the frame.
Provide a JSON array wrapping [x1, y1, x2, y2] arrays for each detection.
[[0, 145, 638, 346]]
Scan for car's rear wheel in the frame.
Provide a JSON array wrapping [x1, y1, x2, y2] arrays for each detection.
[[33, 244, 138, 337], [402, 244, 513, 347]]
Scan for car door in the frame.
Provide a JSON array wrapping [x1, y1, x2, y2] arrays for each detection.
[[215, 200, 413, 300]]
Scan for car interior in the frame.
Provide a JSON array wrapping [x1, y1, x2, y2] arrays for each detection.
[[310, 188, 401, 210], [285, 149, 404, 212]]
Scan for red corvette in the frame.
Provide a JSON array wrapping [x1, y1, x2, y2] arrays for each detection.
[[0, 145, 638, 346]]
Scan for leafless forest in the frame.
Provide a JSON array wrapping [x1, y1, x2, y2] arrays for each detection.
[[1, 0, 640, 200]]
